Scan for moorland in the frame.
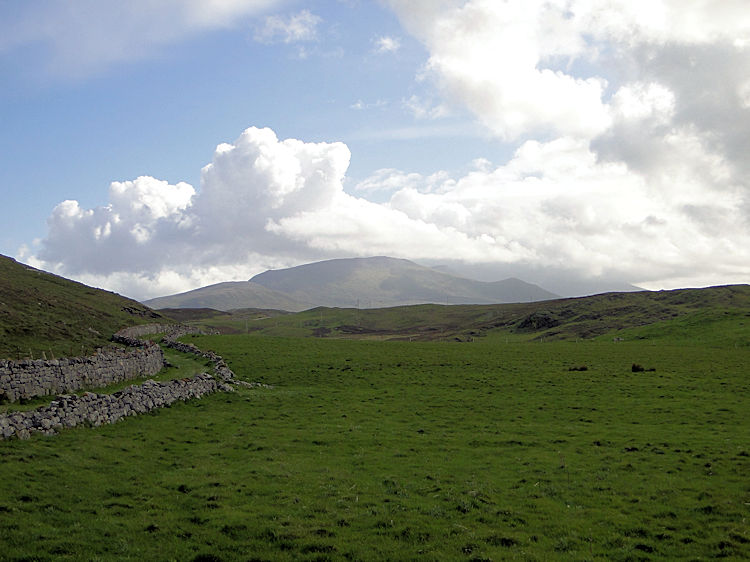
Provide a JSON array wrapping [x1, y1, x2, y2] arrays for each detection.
[[0, 255, 748, 560]]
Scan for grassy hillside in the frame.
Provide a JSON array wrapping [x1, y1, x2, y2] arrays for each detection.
[[0, 255, 167, 359], [1, 336, 747, 559], [177, 284, 750, 347]]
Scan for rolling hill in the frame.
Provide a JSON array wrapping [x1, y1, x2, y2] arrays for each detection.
[[0, 254, 166, 359], [183, 284, 750, 346], [146, 256, 558, 311]]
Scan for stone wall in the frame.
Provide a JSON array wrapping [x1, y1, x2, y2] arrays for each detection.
[[0, 323, 216, 403], [0, 344, 165, 403], [0, 374, 219, 440], [0, 322, 263, 440], [113, 323, 216, 344]]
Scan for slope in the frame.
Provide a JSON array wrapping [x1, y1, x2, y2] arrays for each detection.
[[144, 281, 313, 312], [0, 255, 166, 359]]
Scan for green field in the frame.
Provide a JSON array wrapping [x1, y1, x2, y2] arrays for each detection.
[[1, 333, 748, 560], [180, 285, 750, 347]]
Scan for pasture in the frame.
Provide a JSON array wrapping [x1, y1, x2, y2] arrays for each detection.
[[0, 335, 748, 560]]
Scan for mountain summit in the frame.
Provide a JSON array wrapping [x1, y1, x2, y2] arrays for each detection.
[[146, 257, 557, 311]]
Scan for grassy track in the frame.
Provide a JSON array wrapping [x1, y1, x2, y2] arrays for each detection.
[[0, 336, 748, 560]]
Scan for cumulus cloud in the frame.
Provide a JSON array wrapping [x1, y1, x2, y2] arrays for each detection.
[[34, 125, 750, 300], [386, 0, 750, 143], [0, 0, 286, 76], [39, 177, 196, 276], [36, 128, 355, 298], [386, 0, 612, 140], [28, 2, 750, 298], [378, 0, 750, 285]]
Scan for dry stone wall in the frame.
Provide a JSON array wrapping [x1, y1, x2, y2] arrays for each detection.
[[0, 345, 164, 403], [0, 374, 218, 440], [0, 322, 251, 440]]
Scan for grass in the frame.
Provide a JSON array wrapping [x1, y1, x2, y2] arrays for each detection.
[[602, 308, 750, 348], [179, 285, 750, 345], [0, 255, 170, 358], [1, 334, 747, 560]]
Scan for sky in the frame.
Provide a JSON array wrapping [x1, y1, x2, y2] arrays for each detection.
[[1, 0, 749, 300]]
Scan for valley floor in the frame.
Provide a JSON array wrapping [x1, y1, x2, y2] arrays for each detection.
[[0, 336, 747, 560]]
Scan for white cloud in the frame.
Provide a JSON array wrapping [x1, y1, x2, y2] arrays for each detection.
[[387, 0, 612, 140], [402, 94, 450, 120], [254, 9, 321, 44], [373, 35, 401, 54], [36, 128, 353, 298], [350, 99, 388, 111], [610, 82, 675, 123], [25, 2, 750, 299], [39, 176, 195, 275], [385, 0, 750, 144], [33, 125, 750, 300], [0, 0, 286, 76], [354, 168, 453, 195]]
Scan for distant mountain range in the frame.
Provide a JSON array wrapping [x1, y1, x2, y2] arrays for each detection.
[[144, 256, 559, 311]]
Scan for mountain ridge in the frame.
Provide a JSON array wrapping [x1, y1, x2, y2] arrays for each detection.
[[146, 256, 559, 311], [143, 280, 313, 312]]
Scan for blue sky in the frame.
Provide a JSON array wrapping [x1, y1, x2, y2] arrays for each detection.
[[2, 1, 491, 241], [1, 1, 749, 299]]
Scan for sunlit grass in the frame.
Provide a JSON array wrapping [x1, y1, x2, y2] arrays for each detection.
[[1, 335, 747, 560]]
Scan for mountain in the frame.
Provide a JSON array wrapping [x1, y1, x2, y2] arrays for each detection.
[[0, 254, 165, 358], [250, 257, 557, 307], [428, 262, 644, 297], [146, 256, 558, 312], [143, 281, 313, 312]]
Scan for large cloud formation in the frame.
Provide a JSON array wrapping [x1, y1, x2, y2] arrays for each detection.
[[33, 1, 750, 298]]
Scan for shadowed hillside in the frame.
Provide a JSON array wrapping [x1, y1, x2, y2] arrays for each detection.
[[0, 255, 166, 359]]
